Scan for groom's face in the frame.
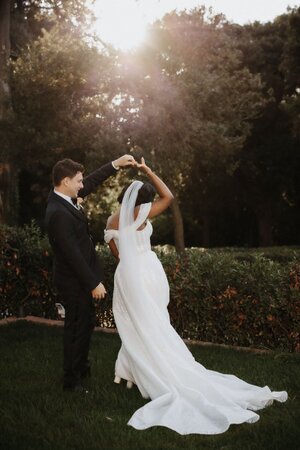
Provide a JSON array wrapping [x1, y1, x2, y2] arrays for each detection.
[[64, 171, 84, 198]]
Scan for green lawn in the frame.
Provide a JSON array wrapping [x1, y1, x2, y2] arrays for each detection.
[[0, 321, 299, 450]]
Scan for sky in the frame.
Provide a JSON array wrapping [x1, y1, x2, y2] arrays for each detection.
[[91, 0, 299, 49]]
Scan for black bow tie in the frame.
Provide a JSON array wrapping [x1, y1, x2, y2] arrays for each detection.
[[71, 197, 84, 213]]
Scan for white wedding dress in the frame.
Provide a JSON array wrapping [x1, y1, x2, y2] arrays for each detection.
[[104, 181, 288, 435]]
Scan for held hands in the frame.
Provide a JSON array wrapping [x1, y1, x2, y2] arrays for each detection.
[[112, 154, 152, 174], [91, 282, 107, 300], [136, 157, 151, 175], [113, 154, 136, 169]]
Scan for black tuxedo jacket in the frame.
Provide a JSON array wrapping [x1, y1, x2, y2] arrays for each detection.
[[45, 162, 117, 293]]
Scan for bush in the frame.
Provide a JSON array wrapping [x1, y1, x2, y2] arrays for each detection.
[[1, 224, 300, 352], [157, 248, 300, 352], [0, 222, 58, 319]]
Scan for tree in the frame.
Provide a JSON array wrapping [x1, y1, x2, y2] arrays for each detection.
[[114, 8, 263, 249], [229, 10, 300, 246], [0, 0, 95, 225], [8, 23, 118, 226], [0, 0, 15, 224], [0, 0, 11, 120]]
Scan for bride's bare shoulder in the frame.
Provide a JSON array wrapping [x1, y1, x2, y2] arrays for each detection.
[[106, 211, 120, 230]]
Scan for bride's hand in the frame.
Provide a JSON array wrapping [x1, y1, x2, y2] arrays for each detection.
[[136, 157, 151, 174]]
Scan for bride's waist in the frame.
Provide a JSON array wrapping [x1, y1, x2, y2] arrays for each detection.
[[118, 248, 155, 262], [136, 244, 152, 254]]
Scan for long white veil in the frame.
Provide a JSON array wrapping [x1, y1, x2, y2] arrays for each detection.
[[118, 180, 151, 262], [117, 180, 159, 336], [116, 180, 196, 396]]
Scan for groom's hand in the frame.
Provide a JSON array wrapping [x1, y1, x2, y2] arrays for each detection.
[[113, 154, 136, 169], [92, 282, 107, 300]]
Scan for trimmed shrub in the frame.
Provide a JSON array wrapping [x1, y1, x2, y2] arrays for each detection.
[[0, 224, 299, 351], [0, 223, 58, 319], [157, 248, 300, 352]]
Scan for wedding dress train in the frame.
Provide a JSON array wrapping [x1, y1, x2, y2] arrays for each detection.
[[104, 181, 287, 435]]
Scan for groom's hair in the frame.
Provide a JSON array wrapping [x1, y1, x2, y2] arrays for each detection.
[[52, 159, 84, 186], [118, 182, 156, 206]]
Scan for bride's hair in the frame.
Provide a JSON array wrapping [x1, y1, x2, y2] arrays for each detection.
[[118, 182, 156, 206]]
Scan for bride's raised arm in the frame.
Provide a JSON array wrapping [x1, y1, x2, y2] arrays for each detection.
[[135, 158, 174, 218]]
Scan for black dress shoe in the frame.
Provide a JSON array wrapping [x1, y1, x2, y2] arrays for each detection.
[[63, 384, 89, 394]]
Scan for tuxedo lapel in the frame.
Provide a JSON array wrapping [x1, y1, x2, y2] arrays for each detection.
[[48, 190, 87, 223]]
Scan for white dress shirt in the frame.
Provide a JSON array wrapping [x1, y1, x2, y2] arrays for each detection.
[[54, 189, 79, 209], [112, 161, 120, 170]]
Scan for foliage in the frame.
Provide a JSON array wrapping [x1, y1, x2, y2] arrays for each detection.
[[1, 223, 299, 352], [112, 8, 265, 247], [10, 0, 93, 51], [0, 221, 57, 318], [10, 25, 114, 170], [161, 247, 300, 352], [6, 21, 121, 228], [1, 4, 300, 249], [227, 10, 300, 246]]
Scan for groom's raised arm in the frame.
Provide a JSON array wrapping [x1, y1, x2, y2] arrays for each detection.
[[78, 162, 116, 198], [78, 155, 136, 198]]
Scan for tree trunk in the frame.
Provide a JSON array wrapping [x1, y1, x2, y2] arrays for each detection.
[[255, 202, 273, 247], [0, 0, 11, 120], [0, 162, 13, 224], [170, 197, 185, 253], [0, 0, 13, 224], [257, 214, 273, 247], [202, 203, 210, 247]]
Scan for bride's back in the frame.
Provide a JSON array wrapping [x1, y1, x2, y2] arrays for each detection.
[[106, 206, 147, 232]]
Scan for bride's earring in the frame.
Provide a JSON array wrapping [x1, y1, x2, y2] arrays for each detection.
[[126, 381, 133, 389]]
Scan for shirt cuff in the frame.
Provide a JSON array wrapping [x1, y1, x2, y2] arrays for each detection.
[[111, 161, 120, 171]]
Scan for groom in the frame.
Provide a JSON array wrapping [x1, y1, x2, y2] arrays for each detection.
[[45, 155, 135, 393]]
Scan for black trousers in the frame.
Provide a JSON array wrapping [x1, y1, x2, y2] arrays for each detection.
[[59, 288, 96, 388]]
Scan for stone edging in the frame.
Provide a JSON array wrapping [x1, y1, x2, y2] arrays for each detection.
[[0, 315, 273, 354]]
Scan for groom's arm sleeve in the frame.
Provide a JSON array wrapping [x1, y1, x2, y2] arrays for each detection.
[[78, 162, 117, 198], [49, 211, 101, 290]]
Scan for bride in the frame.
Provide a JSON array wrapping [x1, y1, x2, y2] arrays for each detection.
[[104, 158, 288, 435]]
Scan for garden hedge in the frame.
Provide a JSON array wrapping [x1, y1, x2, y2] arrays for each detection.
[[1, 223, 299, 352]]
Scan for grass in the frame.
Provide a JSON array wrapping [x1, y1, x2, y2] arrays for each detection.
[[0, 321, 299, 450]]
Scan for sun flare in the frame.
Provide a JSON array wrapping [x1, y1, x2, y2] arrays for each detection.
[[91, 0, 293, 50], [92, 0, 149, 50]]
